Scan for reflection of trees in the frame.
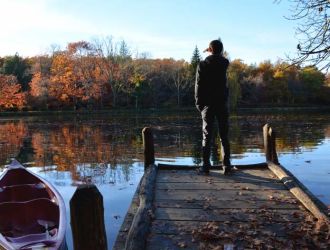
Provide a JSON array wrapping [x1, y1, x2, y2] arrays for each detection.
[[30, 123, 139, 181], [73, 163, 136, 185], [0, 121, 27, 165], [17, 137, 35, 163], [233, 113, 328, 153], [0, 112, 329, 173], [143, 112, 329, 162]]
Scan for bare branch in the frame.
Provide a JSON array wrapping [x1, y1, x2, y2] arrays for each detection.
[[284, 0, 330, 70]]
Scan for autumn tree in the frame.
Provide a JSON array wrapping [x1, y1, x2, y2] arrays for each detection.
[[92, 37, 129, 107], [29, 72, 51, 109], [267, 67, 291, 104], [170, 60, 190, 107], [139, 59, 172, 107], [129, 62, 147, 108], [50, 51, 81, 109], [28, 55, 54, 109], [157, 59, 191, 107], [227, 59, 245, 109], [299, 66, 325, 102], [0, 74, 26, 110], [49, 41, 109, 109], [68, 41, 109, 108]]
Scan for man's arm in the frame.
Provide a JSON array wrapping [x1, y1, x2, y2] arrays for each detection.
[[224, 58, 230, 104], [194, 62, 204, 110]]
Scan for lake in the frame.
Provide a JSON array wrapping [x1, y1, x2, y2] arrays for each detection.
[[0, 109, 329, 249]]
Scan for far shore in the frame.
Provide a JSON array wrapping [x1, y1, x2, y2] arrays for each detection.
[[1, 105, 330, 117]]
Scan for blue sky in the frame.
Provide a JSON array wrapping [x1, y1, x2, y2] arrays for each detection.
[[0, 0, 298, 64]]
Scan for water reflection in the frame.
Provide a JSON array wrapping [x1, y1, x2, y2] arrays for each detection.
[[1, 112, 329, 168], [0, 111, 330, 249]]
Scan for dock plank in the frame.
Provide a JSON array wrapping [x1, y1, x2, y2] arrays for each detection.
[[157, 169, 280, 183], [155, 199, 299, 209], [156, 181, 287, 190], [150, 220, 291, 237], [154, 207, 306, 222], [155, 189, 296, 201]]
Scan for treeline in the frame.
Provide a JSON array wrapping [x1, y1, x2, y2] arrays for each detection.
[[0, 38, 330, 111]]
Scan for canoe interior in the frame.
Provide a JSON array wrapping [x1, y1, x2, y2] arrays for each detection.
[[0, 167, 61, 249]]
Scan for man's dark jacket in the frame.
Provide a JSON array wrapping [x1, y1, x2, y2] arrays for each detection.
[[195, 54, 229, 111]]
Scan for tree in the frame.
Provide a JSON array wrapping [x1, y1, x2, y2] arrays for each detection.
[[0, 54, 32, 91], [118, 40, 131, 60], [266, 69, 290, 104], [299, 66, 325, 101], [170, 61, 190, 107], [92, 37, 131, 107], [283, 0, 330, 70], [190, 46, 201, 78], [273, 62, 300, 104], [48, 41, 110, 110], [29, 55, 54, 109], [68, 41, 108, 108], [0, 74, 26, 110], [128, 61, 147, 108], [29, 72, 51, 109], [227, 59, 246, 109]]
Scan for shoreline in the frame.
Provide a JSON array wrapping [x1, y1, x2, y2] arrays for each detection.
[[1, 105, 330, 117]]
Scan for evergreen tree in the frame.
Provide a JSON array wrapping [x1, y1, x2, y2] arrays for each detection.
[[118, 40, 131, 59], [190, 46, 201, 78], [1, 53, 31, 91]]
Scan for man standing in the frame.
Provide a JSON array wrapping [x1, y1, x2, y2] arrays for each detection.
[[195, 39, 231, 174]]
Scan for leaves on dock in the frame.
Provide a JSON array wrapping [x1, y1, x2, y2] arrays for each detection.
[[147, 168, 330, 249]]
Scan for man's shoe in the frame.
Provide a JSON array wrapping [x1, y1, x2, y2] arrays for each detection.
[[222, 165, 232, 175], [197, 166, 210, 175]]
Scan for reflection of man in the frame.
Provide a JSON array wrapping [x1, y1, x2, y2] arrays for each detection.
[[195, 39, 231, 174]]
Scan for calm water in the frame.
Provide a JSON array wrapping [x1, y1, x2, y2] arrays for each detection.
[[0, 110, 330, 249]]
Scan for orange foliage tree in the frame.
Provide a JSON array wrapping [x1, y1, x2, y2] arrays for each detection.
[[29, 72, 51, 109], [0, 74, 26, 110], [49, 41, 109, 109]]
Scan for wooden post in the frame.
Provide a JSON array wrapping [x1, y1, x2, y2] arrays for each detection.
[[70, 184, 107, 250], [142, 127, 155, 168], [263, 124, 279, 164]]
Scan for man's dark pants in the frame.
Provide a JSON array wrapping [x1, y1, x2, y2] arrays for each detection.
[[200, 105, 230, 166]]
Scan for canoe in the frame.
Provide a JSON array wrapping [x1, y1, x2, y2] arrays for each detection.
[[0, 159, 66, 250]]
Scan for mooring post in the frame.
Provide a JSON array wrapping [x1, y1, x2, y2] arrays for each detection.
[[70, 184, 107, 250], [263, 124, 279, 164], [142, 127, 155, 168]]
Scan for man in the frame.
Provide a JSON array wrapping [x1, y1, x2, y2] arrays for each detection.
[[195, 39, 231, 175]]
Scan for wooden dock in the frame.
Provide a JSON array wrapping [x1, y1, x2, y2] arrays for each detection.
[[114, 125, 330, 249]]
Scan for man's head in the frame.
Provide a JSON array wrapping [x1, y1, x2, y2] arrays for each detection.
[[204, 39, 223, 55]]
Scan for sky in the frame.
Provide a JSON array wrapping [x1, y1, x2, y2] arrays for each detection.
[[0, 0, 299, 64]]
